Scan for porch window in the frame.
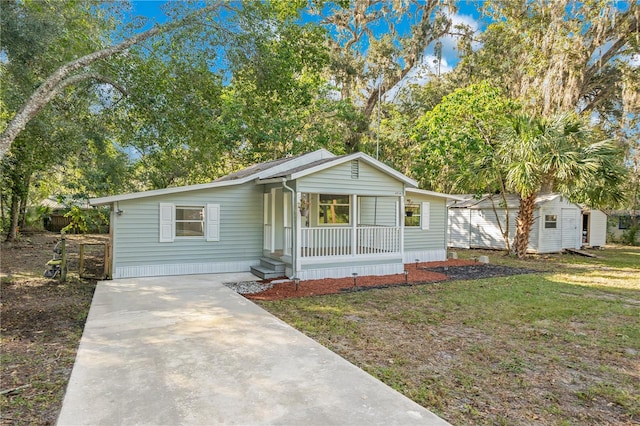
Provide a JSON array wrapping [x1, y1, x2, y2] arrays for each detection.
[[318, 194, 350, 225], [544, 215, 557, 229], [176, 206, 205, 237]]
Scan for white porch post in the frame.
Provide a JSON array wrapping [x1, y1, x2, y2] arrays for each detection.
[[293, 189, 302, 278], [351, 194, 357, 256], [399, 194, 405, 258], [270, 188, 276, 253]]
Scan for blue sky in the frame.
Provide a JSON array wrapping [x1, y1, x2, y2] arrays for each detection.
[[127, 0, 487, 70]]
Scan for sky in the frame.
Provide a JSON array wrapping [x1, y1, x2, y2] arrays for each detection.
[[125, 0, 488, 100], [128, 0, 486, 69]]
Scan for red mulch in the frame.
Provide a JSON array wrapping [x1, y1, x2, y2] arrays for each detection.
[[245, 259, 478, 301]]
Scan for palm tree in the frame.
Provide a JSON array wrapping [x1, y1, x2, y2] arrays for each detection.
[[499, 114, 626, 258]]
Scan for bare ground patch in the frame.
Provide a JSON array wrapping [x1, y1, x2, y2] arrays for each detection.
[[1, 233, 106, 425]]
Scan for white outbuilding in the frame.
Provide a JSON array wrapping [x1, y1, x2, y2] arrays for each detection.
[[448, 193, 585, 254]]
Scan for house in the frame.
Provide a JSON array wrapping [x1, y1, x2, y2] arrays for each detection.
[[607, 210, 640, 244], [448, 193, 585, 253], [90, 150, 461, 280], [40, 197, 91, 232]]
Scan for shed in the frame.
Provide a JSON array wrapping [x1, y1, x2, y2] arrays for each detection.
[[448, 193, 583, 253]]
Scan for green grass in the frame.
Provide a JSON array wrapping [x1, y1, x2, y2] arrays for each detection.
[[259, 246, 640, 425]]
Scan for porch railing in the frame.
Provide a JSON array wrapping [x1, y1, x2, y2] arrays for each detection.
[[356, 226, 400, 254], [284, 226, 292, 256], [300, 226, 400, 258]]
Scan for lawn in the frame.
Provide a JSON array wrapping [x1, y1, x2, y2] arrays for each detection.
[[258, 247, 640, 425], [2, 236, 638, 425]]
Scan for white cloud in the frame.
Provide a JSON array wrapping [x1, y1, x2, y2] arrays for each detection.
[[629, 54, 640, 67], [431, 13, 482, 67]]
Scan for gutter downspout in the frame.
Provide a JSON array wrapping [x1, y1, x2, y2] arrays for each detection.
[[281, 178, 297, 279]]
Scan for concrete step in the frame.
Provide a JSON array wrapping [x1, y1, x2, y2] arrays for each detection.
[[250, 265, 286, 280], [259, 257, 285, 272]]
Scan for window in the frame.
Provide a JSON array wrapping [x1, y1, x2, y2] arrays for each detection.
[[319, 194, 350, 225], [159, 203, 220, 242], [619, 215, 631, 230], [545, 215, 557, 229], [405, 203, 420, 227], [176, 206, 204, 237], [405, 201, 430, 229]]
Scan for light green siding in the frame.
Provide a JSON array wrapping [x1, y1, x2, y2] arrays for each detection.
[[297, 161, 403, 196], [359, 196, 397, 226], [112, 183, 263, 277], [404, 195, 447, 251]]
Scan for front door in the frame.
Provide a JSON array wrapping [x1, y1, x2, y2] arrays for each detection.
[[264, 188, 292, 258], [561, 209, 577, 249]]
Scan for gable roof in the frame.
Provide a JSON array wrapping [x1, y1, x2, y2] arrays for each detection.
[[257, 152, 418, 187], [448, 193, 565, 209], [90, 150, 421, 206], [90, 149, 335, 206]]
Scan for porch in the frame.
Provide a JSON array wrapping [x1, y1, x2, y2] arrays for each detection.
[[261, 189, 405, 278]]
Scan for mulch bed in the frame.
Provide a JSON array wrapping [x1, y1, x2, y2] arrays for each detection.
[[246, 259, 478, 301], [424, 264, 536, 281]]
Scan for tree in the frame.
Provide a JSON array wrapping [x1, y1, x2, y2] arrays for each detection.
[[460, 0, 639, 119], [412, 82, 520, 250], [311, 0, 456, 151], [500, 114, 626, 257], [1, 0, 121, 240], [0, 2, 226, 157], [413, 83, 626, 257]]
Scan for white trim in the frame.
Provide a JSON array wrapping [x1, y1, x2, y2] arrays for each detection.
[[113, 260, 260, 279], [298, 263, 404, 280], [403, 249, 447, 263], [300, 253, 401, 265], [260, 152, 418, 187], [407, 188, 466, 201], [92, 180, 247, 206], [90, 149, 336, 206]]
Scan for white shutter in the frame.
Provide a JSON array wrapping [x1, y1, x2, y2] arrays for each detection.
[[159, 203, 175, 242], [206, 203, 220, 242], [421, 202, 430, 230]]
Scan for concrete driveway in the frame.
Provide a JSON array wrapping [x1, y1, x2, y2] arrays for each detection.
[[57, 273, 449, 425]]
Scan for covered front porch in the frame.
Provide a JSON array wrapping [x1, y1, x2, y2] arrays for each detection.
[[261, 188, 405, 279]]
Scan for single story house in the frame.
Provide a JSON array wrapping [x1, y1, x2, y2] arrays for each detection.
[[40, 197, 91, 232], [448, 193, 591, 253], [90, 150, 461, 280], [607, 210, 640, 244]]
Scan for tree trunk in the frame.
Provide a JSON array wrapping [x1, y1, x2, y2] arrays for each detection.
[[6, 193, 20, 242], [513, 192, 537, 258], [18, 195, 27, 230]]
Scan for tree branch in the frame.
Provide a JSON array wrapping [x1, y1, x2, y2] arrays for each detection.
[[0, 3, 222, 158]]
